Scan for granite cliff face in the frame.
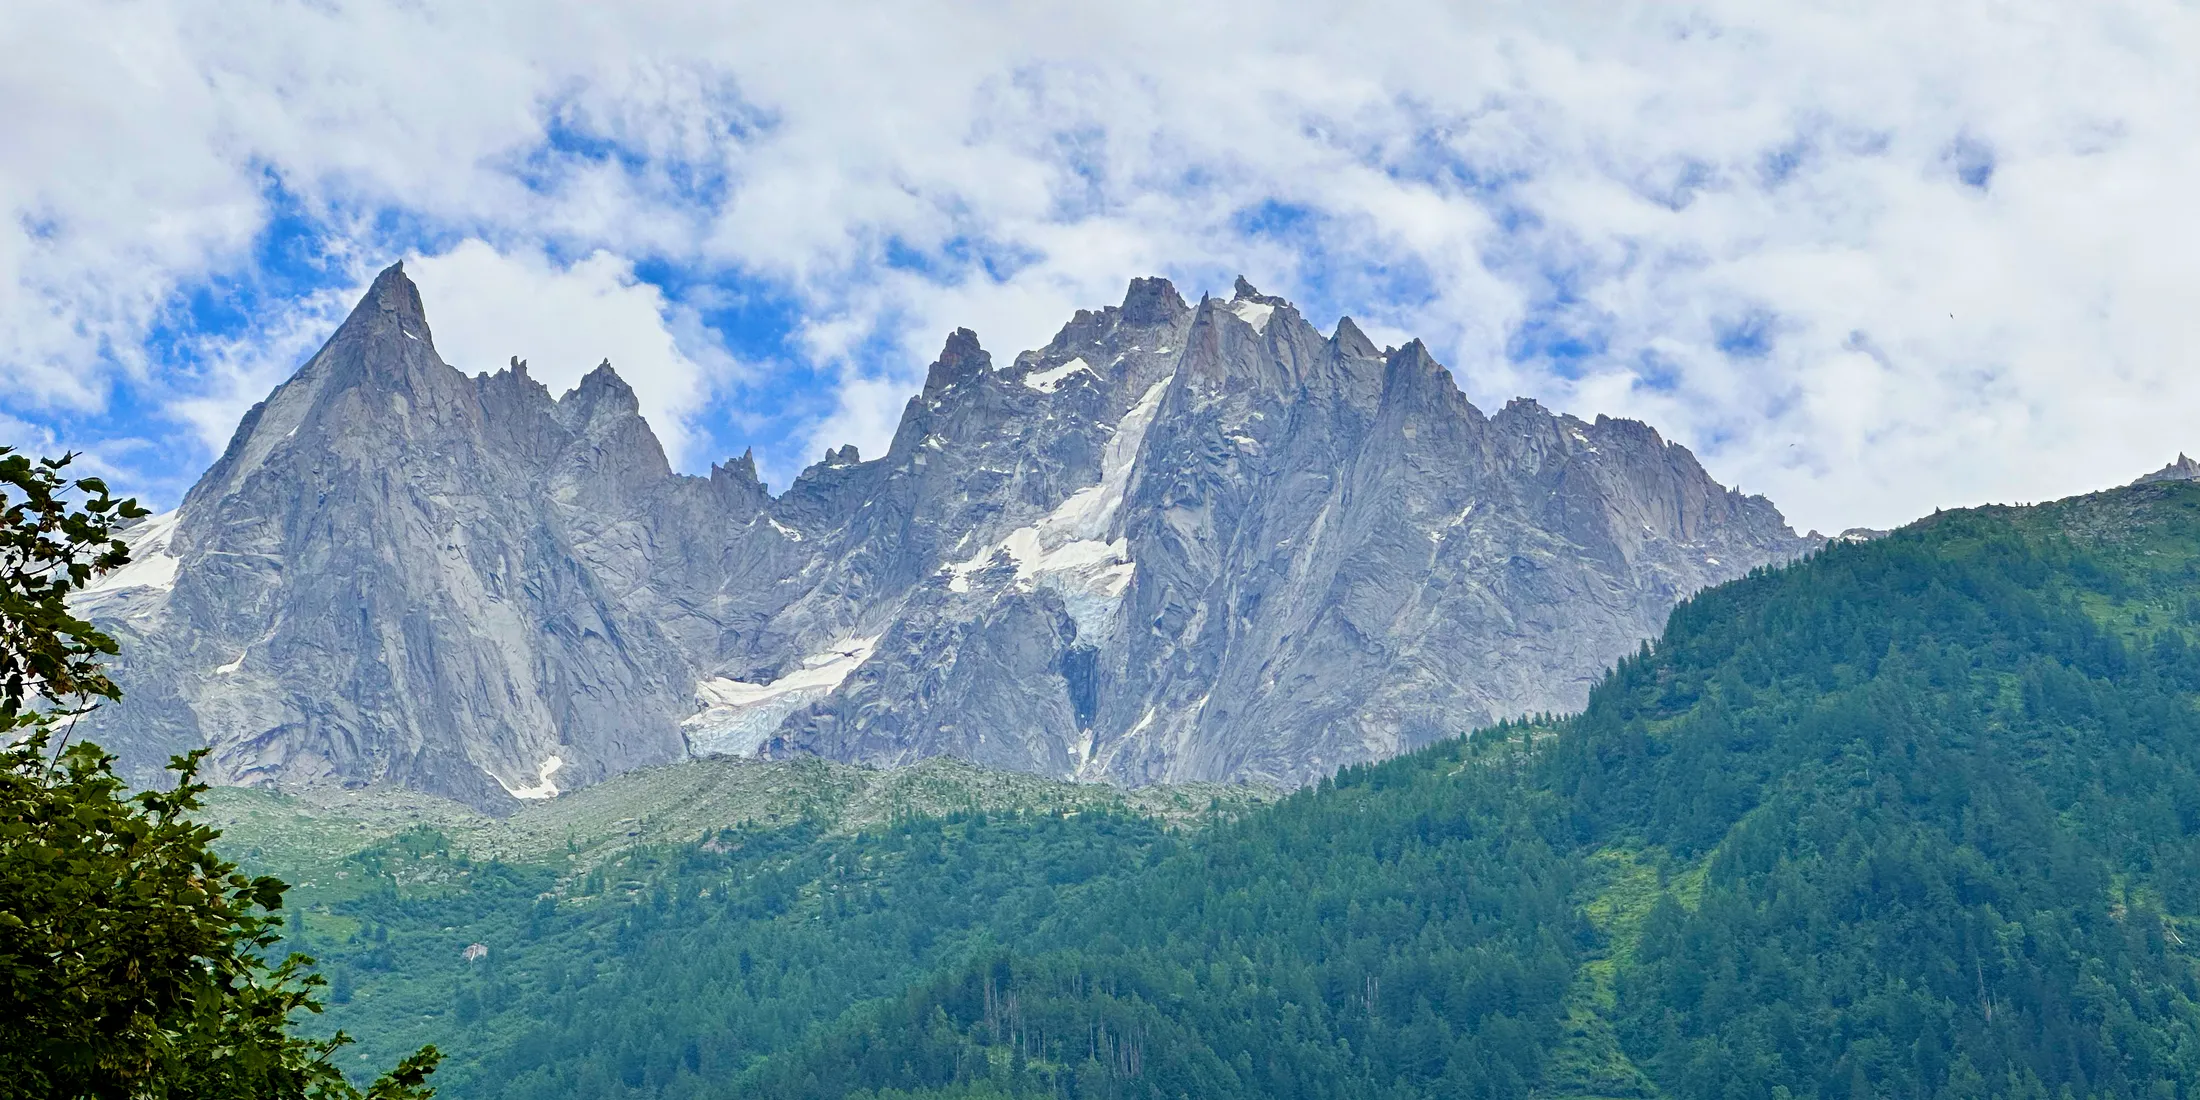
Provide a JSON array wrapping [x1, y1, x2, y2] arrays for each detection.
[[77, 264, 1818, 809]]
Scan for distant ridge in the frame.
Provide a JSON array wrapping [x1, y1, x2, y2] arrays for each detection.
[[2136, 452, 2200, 484]]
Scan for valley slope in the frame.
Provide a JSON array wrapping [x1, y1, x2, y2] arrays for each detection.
[[263, 479, 2200, 1099]]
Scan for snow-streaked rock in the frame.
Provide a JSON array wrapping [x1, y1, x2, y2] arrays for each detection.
[[81, 264, 1818, 809], [71, 510, 181, 615], [1023, 356, 1095, 394]]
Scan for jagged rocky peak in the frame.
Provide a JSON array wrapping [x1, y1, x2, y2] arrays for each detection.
[[1231, 275, 1287, 304], [1330, 315, 1381, 359], [922, 328, 991, 397], [1213, 275, 1294, 334], [787, 443, 861, 473], [2137, 453, 2200, 485], [358, 259, 432, 339], [571, 358, 637, 402], [1122, 276, 1190, 326], [713, 448, 762, 487], [1384, 337, 1451, 383], [776, 276, 1818, 787], [80, 263, 1822, 810], [80, 263, 700, 812], [322, 260, 450, 392], [701, 448, 772, 513], [179, 261, 456, 510]]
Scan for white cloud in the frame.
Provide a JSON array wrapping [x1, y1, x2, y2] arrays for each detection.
[[2, 0, 2197, 530], [405, 241, 727, 465], [0, 0, 262, 407]]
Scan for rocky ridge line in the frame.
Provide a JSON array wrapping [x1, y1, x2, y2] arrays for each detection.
[[78, 264, 1820, 810]]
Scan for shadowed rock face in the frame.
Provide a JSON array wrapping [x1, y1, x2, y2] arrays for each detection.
[[78, 264, 1818, 810]]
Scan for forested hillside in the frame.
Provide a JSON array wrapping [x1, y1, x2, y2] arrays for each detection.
[[263, 481, 2200, 1099]]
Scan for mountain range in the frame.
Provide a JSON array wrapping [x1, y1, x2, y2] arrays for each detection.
[[77, 263, 1818, 810]]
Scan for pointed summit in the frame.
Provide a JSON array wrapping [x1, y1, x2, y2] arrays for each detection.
[[188, 259, 457, 507], [1214, 277, 1291, 336], [715, 448, 761, 486], [582, 358, 635, 397], [1122, 277, 1190, 327], [271, 257, 450, 400], [348, 260, 434, 346], [1230, 276, 1291, 307], [1331, 316, 1380, 360], [1380, 339, 1459, 403], [708, 448, 769, 507], [555, 359, 642, 429], [921, 329, 991, 399]]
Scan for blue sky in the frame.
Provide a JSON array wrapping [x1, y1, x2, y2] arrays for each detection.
[[5, 0, 2198, 533]]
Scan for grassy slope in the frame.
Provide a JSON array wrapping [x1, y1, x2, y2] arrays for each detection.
[[200, 753, 1276, 883]]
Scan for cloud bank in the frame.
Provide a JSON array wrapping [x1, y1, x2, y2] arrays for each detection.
[[4, 0, 2197, 531]]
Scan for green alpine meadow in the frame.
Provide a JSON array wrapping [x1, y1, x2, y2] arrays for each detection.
[[201, 479, 2200, 1099]]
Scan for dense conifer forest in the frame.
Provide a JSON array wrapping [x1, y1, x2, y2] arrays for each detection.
[[264, 481, 2200, 1099]]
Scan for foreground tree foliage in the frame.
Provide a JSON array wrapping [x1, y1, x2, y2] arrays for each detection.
[[0, 448, 439, 1099]]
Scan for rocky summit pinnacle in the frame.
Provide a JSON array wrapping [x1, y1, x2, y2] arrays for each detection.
[[75, 267, 1821, 811], [2136, 453, 2200, 485]]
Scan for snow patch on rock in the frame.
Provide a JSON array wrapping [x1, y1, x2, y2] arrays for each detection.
[[497, 754, 565, 800], [1226, 299, 1275, 334], [686, 637, 879, 756], [1024, 357, 1094, 394], [73, 511, 182, 602], [945, 377, 1171, 640]]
